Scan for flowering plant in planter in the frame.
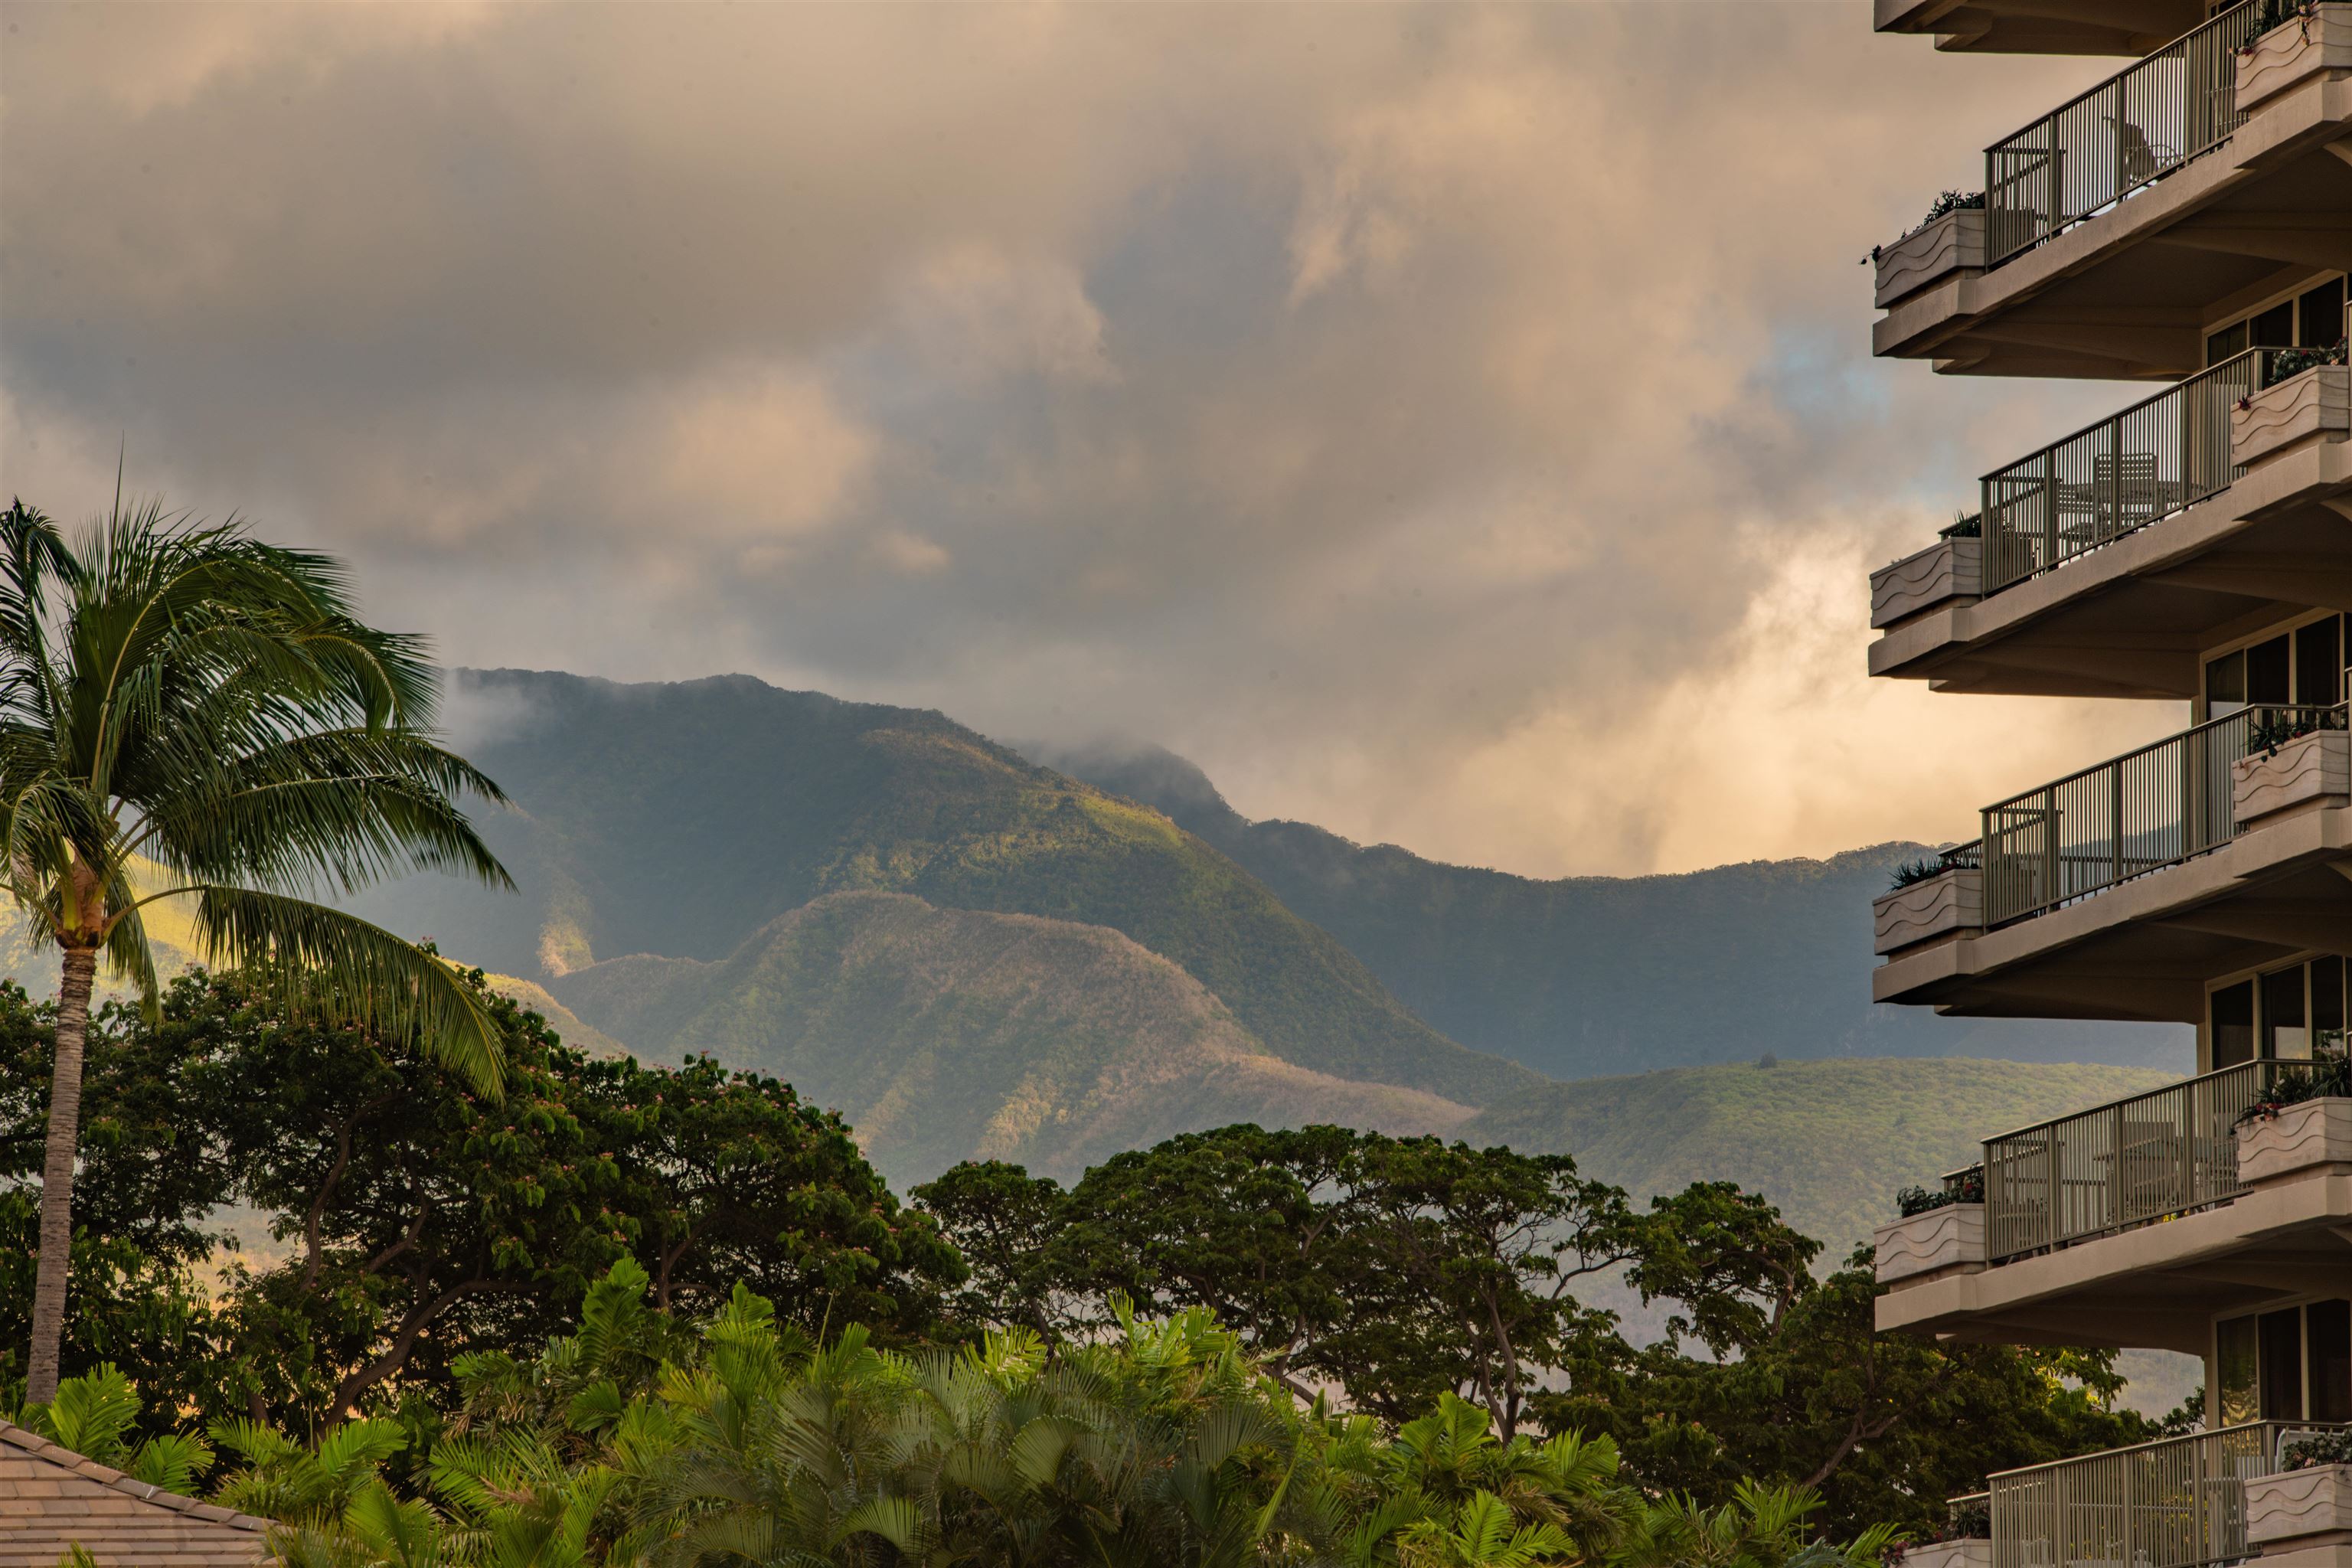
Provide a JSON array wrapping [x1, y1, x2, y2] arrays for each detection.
[[2234, 338, 2347, 410], [2265, 337, 2350, 386], [2284, 1429, 2352, 1468], [2236, 1047, 2352, 1127]]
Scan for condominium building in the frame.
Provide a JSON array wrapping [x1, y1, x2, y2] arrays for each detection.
[[1865, 3, 2352, 1566]]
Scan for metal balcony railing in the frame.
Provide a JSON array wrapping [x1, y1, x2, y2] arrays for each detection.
[[1981, 350, 2259, 595], [1981, 1055, 2336, 1262], [1989, 1423, 2352, 1568], [1985, 0, 2265, 265], [1980, 701, 2348, 926]]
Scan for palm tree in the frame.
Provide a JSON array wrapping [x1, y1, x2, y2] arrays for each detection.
[[1, 495, 513, 1406]]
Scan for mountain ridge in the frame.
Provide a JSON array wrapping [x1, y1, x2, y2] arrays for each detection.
[[1029, 740, 2190, 1077], [348, 668, 1542, 1106]]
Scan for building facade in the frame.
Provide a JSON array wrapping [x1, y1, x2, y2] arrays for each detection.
[[1865, 2, 2352, 1565]]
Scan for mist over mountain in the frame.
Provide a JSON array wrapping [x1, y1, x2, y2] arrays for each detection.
[[1029, 741, 2193, 1079]]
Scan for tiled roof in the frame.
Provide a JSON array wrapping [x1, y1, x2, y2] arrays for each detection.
[[0, 1418, 270, 1566]]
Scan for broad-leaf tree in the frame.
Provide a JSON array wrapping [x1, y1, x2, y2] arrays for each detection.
[[0, 496, 512, 1404]]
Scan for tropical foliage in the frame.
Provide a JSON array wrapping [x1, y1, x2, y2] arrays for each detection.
[[0, 497, 511, 1404], [0, 971, 962, 1432], [916, 1125, 2153, 1539], [27, 1262, 1901, 1568]]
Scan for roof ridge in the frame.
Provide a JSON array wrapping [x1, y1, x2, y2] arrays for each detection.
[[0, 1414, 273, 1533]]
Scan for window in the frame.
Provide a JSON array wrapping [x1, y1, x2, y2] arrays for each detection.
[[2315, 957, 2347, 1048], [2210, 959, 2352, 1068], [2262, 1308, 2306, 1420], [2212, 980, 2256, 1070], [2223, 1302, 2352, 1426], [2207, 274, 2349, 365], [2298, 617, 2344, 707], [2301, 277, 2347, 350], [2249, 632, 2292, 705], [2219, 1315, 2259, 1426], [2313, 1300, 2352, 1425], [2207, 647, 2247, 717], [2263, 965, 2310, 1060], [2252, 300, 2296, 350], [2200, 613, 2352, 720]]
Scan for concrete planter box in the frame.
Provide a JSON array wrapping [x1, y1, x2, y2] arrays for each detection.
[[2232, 729, 2350, 828], [2237, 1097, 2352, 1187], [1873, 1203, 1985, 1286], [1873, 867, 1983, 956], [2247, 1464, 2352, 1548], [2236, 4, 2352, 114], [1871, 537, 1982, 629], [1873, 209, 1985, 309], [2233, 367, 2350, 469], [1898, 1543, 1991, 1568]]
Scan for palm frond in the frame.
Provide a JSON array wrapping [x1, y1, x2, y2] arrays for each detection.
[[193, 887, 505, 1096]]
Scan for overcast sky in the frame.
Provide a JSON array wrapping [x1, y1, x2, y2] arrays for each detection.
[[1, 2, 2192, 877]]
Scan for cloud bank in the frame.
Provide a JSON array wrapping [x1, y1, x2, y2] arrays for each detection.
[[0, 2, 2184, 876]]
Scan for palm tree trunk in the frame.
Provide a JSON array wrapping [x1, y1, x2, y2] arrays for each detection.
[[24, 945, 98, 1408]]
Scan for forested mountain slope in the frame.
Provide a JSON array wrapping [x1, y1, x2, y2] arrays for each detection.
[[346, 669, 1540, 1105], [550, 890, 1475, 1184], [1035, 742, 2191, 1079]]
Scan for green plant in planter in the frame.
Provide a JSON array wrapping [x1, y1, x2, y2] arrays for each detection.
[[2246, 704, 2346, 759], [1888, 858, 1945, 891], [2242, 0, 2320, 49], [2283, 1429, 2352, 1469], [1896, 1166, 1983, 1217], [2236, 1050, 2352, 1128], [1944, 1497, 1991, 1540], [1864, 190, 1987, 265], [1940, 511, 1982, 541]]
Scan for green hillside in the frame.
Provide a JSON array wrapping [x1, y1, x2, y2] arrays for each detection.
[[346, 670, 1537, 1105], [1459, 1055, 2181, 1256], [1035, 742, 2192, 1080], [551, 890, 1475, 1184]]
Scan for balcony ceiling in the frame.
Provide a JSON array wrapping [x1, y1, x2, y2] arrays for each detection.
[[1876, 0, 2207, 55], [1880, 125, 2352, 379]]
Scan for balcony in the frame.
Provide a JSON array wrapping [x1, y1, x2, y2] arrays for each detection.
[[1875, 704, 2352, 1019], [1978, 701, 2346, 927], [1977, 351, 2258, 596], [1986, 1424, 2351, 1568], [1873, 1059, 2352, 1345], [1870, 2, 2352, 377], [1982, 2, 2264, 269], [1869, 351, 2352, 698], [1980, 1056, 2331, 1262]]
